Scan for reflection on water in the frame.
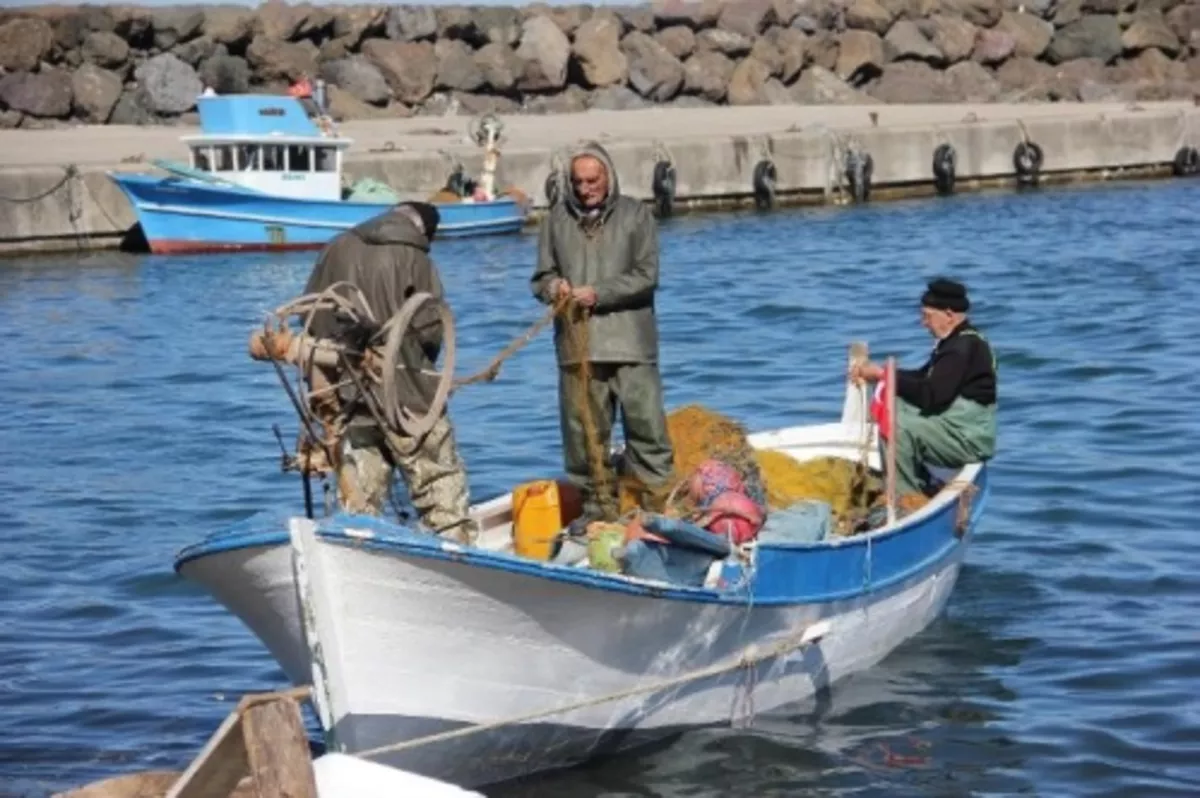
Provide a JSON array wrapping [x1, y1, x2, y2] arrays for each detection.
[[2, 179, 1200, 797]]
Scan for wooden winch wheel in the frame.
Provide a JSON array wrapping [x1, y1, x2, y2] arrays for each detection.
[[379, 291, 456, 439]]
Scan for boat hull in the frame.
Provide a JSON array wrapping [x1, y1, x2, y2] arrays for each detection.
[[109, 174, 527, 254], [291, 526, 970, 787], [178, 463, 987, 789]]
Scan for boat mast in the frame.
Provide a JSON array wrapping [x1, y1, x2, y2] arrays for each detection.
[[473, 114, 503, 201]]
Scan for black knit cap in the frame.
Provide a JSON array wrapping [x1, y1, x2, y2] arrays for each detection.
[[921, 278, 970, 312], [400, 201, 441, 240]]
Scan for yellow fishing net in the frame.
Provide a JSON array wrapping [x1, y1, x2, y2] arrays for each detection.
[[620, 404, 929, 534], [615, 403, 765, 518]]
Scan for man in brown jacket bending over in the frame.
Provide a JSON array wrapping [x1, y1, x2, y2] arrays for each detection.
[[303, 202, 477, 544]]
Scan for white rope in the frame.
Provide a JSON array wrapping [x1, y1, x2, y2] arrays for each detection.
[[652, 138, 674, 165], [815, 125, 849, 204], [1015, 118, 1032, 146], [353, 622, 826, 759], [1176, 108, 1193, 151]]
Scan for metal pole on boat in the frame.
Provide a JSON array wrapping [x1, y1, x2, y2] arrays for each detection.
[[885, 356, 898, 526], [314, 78, 327, 117], [474, 115, 502, 201]]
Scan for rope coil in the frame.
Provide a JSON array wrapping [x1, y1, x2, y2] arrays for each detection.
[[257, 285, 580, 479]]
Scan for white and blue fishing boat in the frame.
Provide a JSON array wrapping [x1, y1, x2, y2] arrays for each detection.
[[173, 354, 990, 789], [108, 93, 527, 255]]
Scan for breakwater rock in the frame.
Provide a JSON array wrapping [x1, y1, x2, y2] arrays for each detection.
[[0, 0, 1197, 130]]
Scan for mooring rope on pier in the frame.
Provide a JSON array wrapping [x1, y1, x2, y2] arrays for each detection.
[[0, 163, 78, 203]]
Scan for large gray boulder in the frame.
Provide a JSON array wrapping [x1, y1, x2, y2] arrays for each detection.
[[516, 15, 571, 91], [0, 17, 55, 73], [71, 63, 123, 123], [361, 39, 436, 104], [573, 13, 629, 88], [385, 5, 437, 41], [199, 54, 251, 94], [109, 88, 157, 126], [434, 39, 486, 93], [320, 56, 391, 105], [81, 31, 130, 70], [0, 70, 74, 119], [1046, 15, 1124, 64], [134, 53, 203, 115], [623, 31, 686, 102]]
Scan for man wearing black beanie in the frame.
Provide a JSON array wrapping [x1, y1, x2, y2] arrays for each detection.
[[850, 278, 997, 495], [301, 201, 478, 543]]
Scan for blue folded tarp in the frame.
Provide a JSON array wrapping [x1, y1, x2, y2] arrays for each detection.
[[641, 514, 733, 558], [616, 514, 733, 586]]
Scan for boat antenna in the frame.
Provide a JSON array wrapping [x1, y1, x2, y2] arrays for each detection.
[[312, 78, 337, 138], [313, 78, 327, 117], [469, 113, 504, 201]]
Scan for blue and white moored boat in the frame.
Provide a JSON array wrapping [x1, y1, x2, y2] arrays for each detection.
[[173, 365, 989, 789], [108, 94, 527, 255]]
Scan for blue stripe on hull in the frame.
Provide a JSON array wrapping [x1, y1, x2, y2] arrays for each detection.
[[108, 173, 527, 252], [174, 464, 988, 608]]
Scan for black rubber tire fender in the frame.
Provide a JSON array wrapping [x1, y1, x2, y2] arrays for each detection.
[[933, 143, 956, 194], [1172, 146, 1199, 177], [752, 159, 777, 210], [652, 159, 676, 218]]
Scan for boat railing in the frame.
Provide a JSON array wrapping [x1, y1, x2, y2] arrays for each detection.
[[152, 158, 261, 193]]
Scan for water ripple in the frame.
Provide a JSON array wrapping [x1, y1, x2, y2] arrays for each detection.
[[2, 179, 1200, 796]]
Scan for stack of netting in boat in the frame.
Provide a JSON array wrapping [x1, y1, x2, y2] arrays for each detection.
[[619, 405, 927, 536]]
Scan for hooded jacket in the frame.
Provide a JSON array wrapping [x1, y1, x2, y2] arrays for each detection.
[[530, 141, 661, 365], [303, 207, 445, 420]]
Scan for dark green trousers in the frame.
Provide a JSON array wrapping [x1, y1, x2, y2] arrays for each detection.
[[558, 362, 675, 518], [892, 397, 997, 494]]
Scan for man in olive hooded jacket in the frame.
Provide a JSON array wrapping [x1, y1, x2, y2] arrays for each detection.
[[531, 142, 676, 523], [303, 202, 477, 543]]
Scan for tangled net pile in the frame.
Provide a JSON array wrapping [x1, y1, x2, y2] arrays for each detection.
[[620, 403, 929, 536]]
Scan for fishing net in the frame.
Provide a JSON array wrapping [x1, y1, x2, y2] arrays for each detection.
[[560, 301, 621, 522], [613, 404, 929, 536], [557, 307, 929, 536]]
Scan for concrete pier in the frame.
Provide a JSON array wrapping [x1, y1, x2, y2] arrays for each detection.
[[1, 101, 1198, 256]]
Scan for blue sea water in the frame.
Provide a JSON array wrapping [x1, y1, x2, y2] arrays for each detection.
[[1, 179, 1198, 797]]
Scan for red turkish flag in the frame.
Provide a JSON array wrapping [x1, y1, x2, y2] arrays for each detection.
[[870, 373, 892, 440]]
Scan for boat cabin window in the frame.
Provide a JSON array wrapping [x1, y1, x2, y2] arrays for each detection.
[[314, 146, 336, 173], [287, 145, 311, 172], [237, 144, 261, 171], [262, 145, 285, 172], [214, 146, 234, 172], [191, 147, 212, 172]]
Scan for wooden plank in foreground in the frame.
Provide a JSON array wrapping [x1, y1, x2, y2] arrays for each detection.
[[242, 697, 319, 798], [164, 708, 249, 798]]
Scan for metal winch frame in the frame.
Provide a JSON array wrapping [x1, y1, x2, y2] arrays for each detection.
[[248, 282, 457, 512]]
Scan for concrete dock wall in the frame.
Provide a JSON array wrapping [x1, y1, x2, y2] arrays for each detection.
[[0, 1, 1197, 130], [1, 101, 1198, 255]]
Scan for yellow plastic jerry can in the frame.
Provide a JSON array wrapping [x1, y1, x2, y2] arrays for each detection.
[[511, 480, 583, 560]]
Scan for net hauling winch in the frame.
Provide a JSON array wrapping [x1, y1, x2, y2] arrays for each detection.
[[248, 281, 458, 517]]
